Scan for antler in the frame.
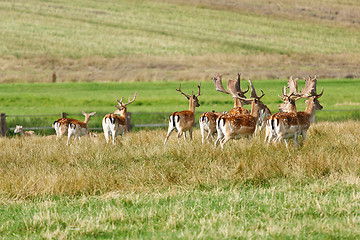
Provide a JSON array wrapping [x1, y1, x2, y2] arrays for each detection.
[[227, 73, 249, 98], [248, 79, 265, 99], [212, 73, 230, 94], [176, 84, 191, 99], [288, 76, 300, 96], [115, 92, 137, 108], [124, 92, 138, 106], [301, 75, 317, 97], [195, 83, 201, 97]]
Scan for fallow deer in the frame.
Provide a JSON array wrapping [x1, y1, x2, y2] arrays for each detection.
[[247, 78, 272, 135], [67, 112, 96, 145], [199, 110, 225, 143], [102, 92, 137, 144], [265, 77, 300, 143], [164, 83, 201, 144], [14, 125, 36, 137], [295, 76, 323, 142], [269, 76, 324, 148], [215, 79, 266, 148], [53, 117, 82, 140]]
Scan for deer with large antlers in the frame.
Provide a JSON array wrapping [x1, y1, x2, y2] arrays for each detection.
[[199, 73, 249, 143], [215, 79, 267, 148], [265, 77, 301, 143], [268, 76, 323, 148], [295, 76, 323, 142], [102, 92, 137, 144], [67, 112, 96, 145], [164, 83, 201, 144]]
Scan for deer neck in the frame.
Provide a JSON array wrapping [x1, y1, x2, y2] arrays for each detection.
[[189, 98, 196, 113], [304, 99, 316, 122], [233, 98, 242, 108], [250, 101, 260, 121], [84, 115, 92, 125]]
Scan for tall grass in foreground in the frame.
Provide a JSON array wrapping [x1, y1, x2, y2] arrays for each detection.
[[0, 121, 359, 198], [1, 121, 360, 238]]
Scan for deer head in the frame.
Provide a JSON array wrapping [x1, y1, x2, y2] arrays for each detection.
[[176, 83, 201, 108], [278, 76, 302, 112], [114, 92, 138, 116]]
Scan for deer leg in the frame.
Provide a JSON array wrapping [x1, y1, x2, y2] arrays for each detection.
[[200, 126, 205, 144], [215, 130, 224, 147], [301, 130, 307, 143], [164, 124, 175, 144], [67, 131, 73, 146], [104, 130, 110, 144], [206, 130, 213, 142], [294, 134, 299, 149], [111, 130, 117, 145], [220, 136, 231, 149], [189, 129, 193, 141]]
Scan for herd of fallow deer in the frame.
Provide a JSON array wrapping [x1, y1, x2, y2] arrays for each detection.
[[15, 73, 323, 149], [164, 73, 323, 149]]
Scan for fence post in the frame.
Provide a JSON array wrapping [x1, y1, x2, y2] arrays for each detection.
[[126, 112, 132, 132], [61, 112, 67, 118], [1, 113, 6, 137]]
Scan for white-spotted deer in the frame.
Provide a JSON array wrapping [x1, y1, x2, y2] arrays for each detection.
[[245, 79, 272, 135], [199, 110, 225, 144], [164, 83, 201, 144], [53, 117, 84, 140], [215, 79, 267, 148], [268, 76, 323, 148], [201, 73, 249, 143], [265, 77, 300, 143], [295, 76, 323, 142], [14, 125, 36, 137], [67, 112, 96, 145], [102, 92, 137, 144]]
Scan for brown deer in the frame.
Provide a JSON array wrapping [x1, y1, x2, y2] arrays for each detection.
[[14, 125, 36, 137], [53, 117, 79, 139], [102, 92, 137, 144], [199, 110, 225, 143], [67, 112, 96, 145], [295, 76, 323, 142], [215, 79, 266, 148], [269, 76, 323, 148], [265, 77, 301, 143], [164, 83, 201, 144]]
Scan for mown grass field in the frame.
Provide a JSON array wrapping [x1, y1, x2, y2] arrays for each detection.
[[1, 0, 360, 82], [1, 78, 360, 136]]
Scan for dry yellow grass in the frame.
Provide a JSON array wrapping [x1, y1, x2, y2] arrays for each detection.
[[1, 53, 359, 83], [0, 121, 359, 198]]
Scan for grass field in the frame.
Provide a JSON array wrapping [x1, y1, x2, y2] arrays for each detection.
[[1, 78, 360, 136], [1, 122, 360, 238], [1, 0, 360, 82]]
